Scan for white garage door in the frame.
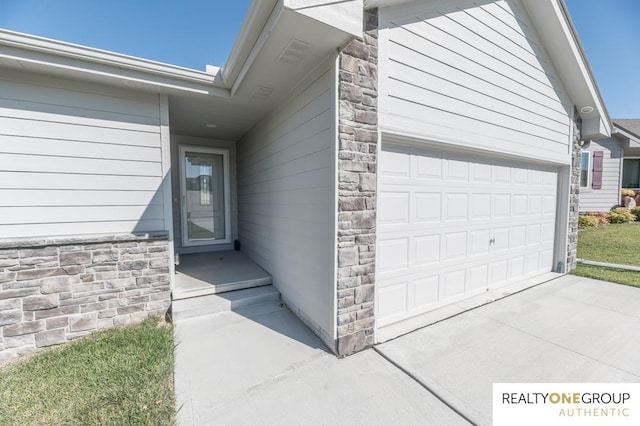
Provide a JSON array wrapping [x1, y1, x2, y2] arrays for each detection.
[[376, 143, 558, 329]]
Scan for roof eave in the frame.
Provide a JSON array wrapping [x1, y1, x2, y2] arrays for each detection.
[[0, 28, 229, 97], [521, 0, 611, 140]]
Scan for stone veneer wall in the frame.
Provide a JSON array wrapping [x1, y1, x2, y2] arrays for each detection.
[[0, 233, 171, 364], [335, 8, 378, 356], [567, 112, 583, 271]]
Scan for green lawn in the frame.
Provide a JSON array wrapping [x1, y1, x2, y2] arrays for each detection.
[[571, 223, 640, 288], [0, 317, 175, 426]]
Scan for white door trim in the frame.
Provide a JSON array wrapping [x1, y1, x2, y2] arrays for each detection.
[[179, 145, 232, 247]]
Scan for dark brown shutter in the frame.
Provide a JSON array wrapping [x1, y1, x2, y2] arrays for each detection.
[[592, 151, 604, 189]]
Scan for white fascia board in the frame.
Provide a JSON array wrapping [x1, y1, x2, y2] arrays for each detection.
[[0, 29, 229, 97], [285, 0, 364, 37], [522, 0, 611, 139], [230, 3, 285, 97], [218, 0, 280, 88]]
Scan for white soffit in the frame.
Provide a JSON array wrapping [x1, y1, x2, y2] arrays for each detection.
[[285, 0, 364, 37]]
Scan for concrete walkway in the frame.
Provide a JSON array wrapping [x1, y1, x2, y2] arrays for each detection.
[[174, 275, 640, 425], [174, 301, 468, 426]]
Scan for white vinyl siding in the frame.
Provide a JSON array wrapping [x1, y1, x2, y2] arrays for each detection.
[[237, 57, 336, 343], [580, 138, 624, 212], [0, 70, 165, 238], [378, 0, 573, 164]]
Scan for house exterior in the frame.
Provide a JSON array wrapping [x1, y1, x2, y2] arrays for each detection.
[[0, 0, 610, 362], [619, 120, 640, 189], [580, 119, 640, 212]]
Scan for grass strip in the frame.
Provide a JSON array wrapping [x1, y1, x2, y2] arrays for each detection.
[[0, 317, 175, 426]]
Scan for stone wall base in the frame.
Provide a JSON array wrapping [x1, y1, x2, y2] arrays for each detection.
[[0, 232, 171, 364]]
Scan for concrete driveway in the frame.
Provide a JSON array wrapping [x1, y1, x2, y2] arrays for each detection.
[[377, 275, 640, 425], [175, 275, 640, 426]]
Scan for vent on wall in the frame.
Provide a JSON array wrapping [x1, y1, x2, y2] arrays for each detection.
[[277, 39, 312, 65], [251, 86, 274, 100]]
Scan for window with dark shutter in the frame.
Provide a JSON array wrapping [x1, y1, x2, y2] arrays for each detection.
[[592, 150, 604, 189]]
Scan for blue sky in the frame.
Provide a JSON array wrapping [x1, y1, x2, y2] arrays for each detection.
[[0, 0, 637, 118]]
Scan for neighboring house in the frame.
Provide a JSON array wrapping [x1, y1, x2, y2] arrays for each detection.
[[580, 119, 640, 212], [618, 120, 640, 188], [0, 0, 610, 362]]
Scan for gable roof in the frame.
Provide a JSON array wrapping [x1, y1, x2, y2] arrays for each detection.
[[614, 119, 640, 140], [366, 0, 611, 140]]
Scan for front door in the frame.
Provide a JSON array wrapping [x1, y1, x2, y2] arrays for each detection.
[[179, 145, 231, 247]]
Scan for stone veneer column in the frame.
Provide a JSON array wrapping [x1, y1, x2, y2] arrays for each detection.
[[567, 111, 583, 271], [0, 233, 171, 364], [335, 8, 378, 356]]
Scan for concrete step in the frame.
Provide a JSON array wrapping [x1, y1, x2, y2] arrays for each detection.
[[171, 285, 280, 322]]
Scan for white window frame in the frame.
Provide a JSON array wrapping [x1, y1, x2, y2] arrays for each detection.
[[580, 151, 591, 189]]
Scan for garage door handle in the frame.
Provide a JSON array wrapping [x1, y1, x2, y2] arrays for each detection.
[[489, 237, 496, 246]]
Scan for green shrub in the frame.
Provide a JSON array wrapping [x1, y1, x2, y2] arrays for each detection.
[[609, 208, 636, 224], [585, 211, 611, 225], [631, 207, 640, 222], [579, 215, 600, 228]]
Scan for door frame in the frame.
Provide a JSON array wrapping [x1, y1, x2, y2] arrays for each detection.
[[178, 144, 232, 247]]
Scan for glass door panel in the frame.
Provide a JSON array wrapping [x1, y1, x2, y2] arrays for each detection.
[[181, 148, 227, 246]]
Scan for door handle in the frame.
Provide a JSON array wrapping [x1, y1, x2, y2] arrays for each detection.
[[489, 237, 496, 246]]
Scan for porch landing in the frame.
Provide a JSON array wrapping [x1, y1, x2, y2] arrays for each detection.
[[174, 251, 272, 300]]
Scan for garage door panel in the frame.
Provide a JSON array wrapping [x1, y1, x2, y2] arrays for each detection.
[[445, 158, 470, 181], [378, 238, 409, 272], [527, 224, 542, 244], [468, 265, 489, 292], [512, 195, 529, 216], [544, 170, 558, 185], [377, 143, 559, 330], [471, 162, 492, 182], [413, 276, 440, 308], [493, 194, 511, 217], [380, 147, 410, 176], [513, 168, 529, 185], [470, 229, 491, 256], [415, 193, 441, 222], [542, 223, 556, 242], [379, 192, 410, 225], [492, 227, 510, 251], [416, 152, 443, 178], [490, 260, 509, 284], [541, 250, 554, 269], [543, 195, 556, 214], [494, 165, 511, 183], [526, 253, 541, 274], [471, 194, 491, 219], [415, 235, 441, 265], [508, 256, 526, 279], [444, 231, 467, 259], [510, 226, 527, 248], [443, 270, 466, 299], [378, 283, 408, 319], [445, 193, 468, 221]]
